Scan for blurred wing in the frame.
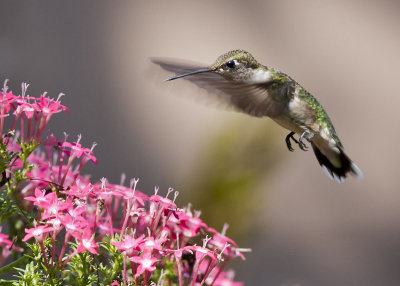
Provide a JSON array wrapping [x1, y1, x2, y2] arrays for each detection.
[[151, 58, 283, 117]]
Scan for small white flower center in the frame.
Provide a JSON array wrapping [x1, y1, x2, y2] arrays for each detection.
[[145, 240, 155, 247], [33, 229, 43, 236], [142, 258, 152, 268], [83, 239, 91, 248]]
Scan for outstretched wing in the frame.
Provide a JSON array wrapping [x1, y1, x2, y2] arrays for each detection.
[[151, 58, 284, 118]]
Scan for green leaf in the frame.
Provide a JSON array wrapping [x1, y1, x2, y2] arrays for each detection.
[[0, 197, 19, 222]]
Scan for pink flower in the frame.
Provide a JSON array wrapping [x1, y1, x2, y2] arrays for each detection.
[[23, 225, 53, 242], [60, 135, 97, 164], [149, 188, 177, 210], [40, 133, 62, 160], [139, 236, 167, 251], [33, 93, 68, 117], [40, 193, 71, 220], [129, 248, 159, 275], [73, 228, 98, 255], [14, 98, 35, 119], [208, 223, 247, 260], [25, 188, 47, 206], [0, 233, 13, 247], [111, 178, 147, 207], [92, 178, 122, 200], [66, 204, 87, 219], [62, 182, 94, 200], [33, 92, 68, 140], [0, 80, 16, 121], [178, 211, 207, 238], [185, 244, 217, 262], [111, 234, 144, 257], [0, 91, 15, 114], [47, 216, 63, 233], [60, 213, 87, 234]]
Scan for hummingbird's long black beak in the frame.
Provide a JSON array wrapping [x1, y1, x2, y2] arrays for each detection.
[[166, 68, 211, 81]]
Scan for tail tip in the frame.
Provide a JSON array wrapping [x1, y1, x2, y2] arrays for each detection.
[[350, 162, 363, 180], [321, 162, 363, 183]]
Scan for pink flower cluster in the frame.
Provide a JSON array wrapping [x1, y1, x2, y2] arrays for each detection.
[[23, 179, 248, 285], [0, 80, 68, 142], [0, 81, 249, 285]]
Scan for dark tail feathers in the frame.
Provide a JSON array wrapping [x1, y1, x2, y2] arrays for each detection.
[[311, 142, 363, 182]]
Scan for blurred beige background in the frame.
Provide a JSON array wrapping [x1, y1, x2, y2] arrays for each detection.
[[1, 0, 400, 285]]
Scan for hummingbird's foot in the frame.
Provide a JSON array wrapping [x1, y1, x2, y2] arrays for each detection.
[[285, 132, 299, 152], [298, 131, 314, 151], [298, 140, 308, 151]]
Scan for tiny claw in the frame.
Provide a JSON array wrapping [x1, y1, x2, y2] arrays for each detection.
[[285, 132, 295, 152], [298, 131, 314, 152], [285, 132, 299, 152], [298, 140, 308, 151]]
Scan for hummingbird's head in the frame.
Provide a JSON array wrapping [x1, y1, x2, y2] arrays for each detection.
[[165, 50, 271, 83], [209, 50, 261, 81]]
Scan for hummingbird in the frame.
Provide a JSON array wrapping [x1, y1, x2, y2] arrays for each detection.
[[152, 50, 362, 182]]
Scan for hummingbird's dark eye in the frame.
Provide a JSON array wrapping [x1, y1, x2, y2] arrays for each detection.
[[226, 60, 235, 68]]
